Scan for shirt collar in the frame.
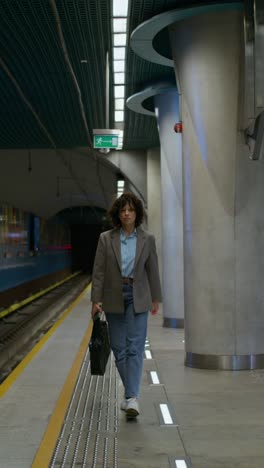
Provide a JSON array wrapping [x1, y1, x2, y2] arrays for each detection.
[[120, 227, 137, 240]]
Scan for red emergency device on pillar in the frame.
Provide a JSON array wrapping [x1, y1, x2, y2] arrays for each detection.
[[174, 122, 183, 133]]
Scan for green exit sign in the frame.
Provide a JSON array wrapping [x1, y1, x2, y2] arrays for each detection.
[[93, 135, 119, 149]]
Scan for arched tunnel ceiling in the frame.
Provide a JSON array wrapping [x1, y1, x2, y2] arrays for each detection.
[[0, 148, 118, 218], [0, 0, 241, 151]]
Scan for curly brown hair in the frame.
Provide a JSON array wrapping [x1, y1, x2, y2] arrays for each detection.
[[108, 192, 144, 228]]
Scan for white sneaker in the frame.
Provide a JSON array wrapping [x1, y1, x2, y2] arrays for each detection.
[[120, 399, 128, 411], [126, 398, 139, 418]]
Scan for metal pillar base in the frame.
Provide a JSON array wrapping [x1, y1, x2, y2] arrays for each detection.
[[163, 317, 184, 328], [185, 352, 264, 370]]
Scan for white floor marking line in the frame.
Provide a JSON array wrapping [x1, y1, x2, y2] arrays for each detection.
[[159, 404, 173, 424], [150, 371, 160, 384], [145, 350, 152, 359]]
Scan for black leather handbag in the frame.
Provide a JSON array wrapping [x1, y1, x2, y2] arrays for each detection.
[[89, 313, 111, 375]]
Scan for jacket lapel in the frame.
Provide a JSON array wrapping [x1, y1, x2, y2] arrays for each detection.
[[110, 229, 122, 271], [134, 226, 146, 270]]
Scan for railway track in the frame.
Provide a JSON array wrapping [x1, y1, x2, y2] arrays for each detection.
[[0, 273, 91, 383]]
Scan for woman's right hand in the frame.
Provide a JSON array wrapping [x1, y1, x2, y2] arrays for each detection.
[[91, 302, 102, 318]]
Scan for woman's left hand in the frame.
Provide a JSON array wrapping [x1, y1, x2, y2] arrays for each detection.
[[91, 302, 102, 318], [151, 301, 159, 315]]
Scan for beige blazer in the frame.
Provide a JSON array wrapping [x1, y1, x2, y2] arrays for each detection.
[[91, 226, 162, 313]]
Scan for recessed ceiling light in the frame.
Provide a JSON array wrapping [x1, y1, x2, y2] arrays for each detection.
[[115, 98, 125, 110], [114, 34, 127, 46], [114, 86, 125, 98], [113, 0, 129, 17], [114, 73, 125, 84], [115, 110, 124, 121], [113, 60, 125, 72], [113, 47, 125, 60], [113, 18, 127, 33]]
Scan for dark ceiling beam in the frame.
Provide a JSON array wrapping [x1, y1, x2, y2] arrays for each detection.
[[0, 56, 57, 148], [49, 0, 92, 147]]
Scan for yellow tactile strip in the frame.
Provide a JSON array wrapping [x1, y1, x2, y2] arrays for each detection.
[[27, 284, 93, 468]]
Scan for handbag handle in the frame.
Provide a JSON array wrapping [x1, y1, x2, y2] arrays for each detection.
[[93, 310, 106, 322]]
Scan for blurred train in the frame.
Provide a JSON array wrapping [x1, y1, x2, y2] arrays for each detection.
[[0, 202, 109, 308]]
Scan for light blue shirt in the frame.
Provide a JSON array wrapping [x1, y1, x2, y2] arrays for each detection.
[[120, 228, 137, 278]]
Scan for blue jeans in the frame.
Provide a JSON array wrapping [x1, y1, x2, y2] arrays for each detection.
[[106, 284, 148, 399]]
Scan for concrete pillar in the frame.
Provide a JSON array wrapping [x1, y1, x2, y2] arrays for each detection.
[[170, 9, 264, 369], [154, 91, 184, 327], [146, 147, 162, 274]]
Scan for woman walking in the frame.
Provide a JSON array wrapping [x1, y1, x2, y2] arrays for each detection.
[[91, 192, 162, 418]]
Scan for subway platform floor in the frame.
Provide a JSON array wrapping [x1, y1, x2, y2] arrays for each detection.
[[0, 284, 264, 467]]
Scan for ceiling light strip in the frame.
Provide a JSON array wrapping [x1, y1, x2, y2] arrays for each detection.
[[114, 73, 125, 84], [112, 0, 130, 149], [115, 98, 125, 110], [114, 34, 127, 46], [113, 61, 125, 72], [113, 0, 129, 17], [113, 18, 127, 32], [113, 47, 126, 60]]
